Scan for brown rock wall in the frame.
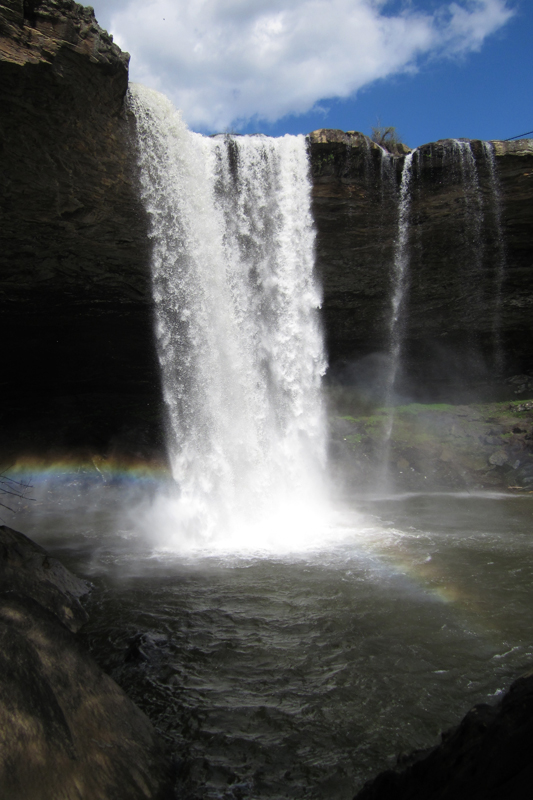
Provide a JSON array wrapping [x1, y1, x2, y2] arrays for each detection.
[[0, 0, 163, 456], [309, 130, 533, 398]]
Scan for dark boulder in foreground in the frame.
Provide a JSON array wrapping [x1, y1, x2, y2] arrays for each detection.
[[0, 525, 174, 799], [354, 670, 533, 800], [0, 523, 90, 631]]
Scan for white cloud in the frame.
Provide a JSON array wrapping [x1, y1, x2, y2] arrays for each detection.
[[94, 0, 514, 131]]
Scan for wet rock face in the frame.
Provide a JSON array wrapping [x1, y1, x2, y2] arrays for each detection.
[[0, 0, 163, 456], [0, 523, 91, 631], [309, 130, 401, 364], [328, 395, 533, 494], [309, 130, 533, 398], [0, 525, 175, 800]]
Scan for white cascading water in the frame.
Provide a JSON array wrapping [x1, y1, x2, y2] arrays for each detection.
[[129, 84, 329, 551], [453, 140, 485, 282], [482, 141, 507, 375], [377, 151, 414, 490], [385, 151, 414, 402]]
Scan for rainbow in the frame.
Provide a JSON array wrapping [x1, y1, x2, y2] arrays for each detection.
[[2, 453, 172, 489]]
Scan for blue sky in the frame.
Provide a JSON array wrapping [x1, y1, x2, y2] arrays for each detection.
[[93, 1, 530, 148]]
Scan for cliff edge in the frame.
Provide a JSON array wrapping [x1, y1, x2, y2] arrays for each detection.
[[0, 0, 163, 459]]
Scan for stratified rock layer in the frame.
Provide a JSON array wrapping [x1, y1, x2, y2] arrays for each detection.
[[309, 130, 533, 397], [0, 0, 163, 457]]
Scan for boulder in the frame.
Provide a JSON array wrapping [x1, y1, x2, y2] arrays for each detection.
[[353, 670, 533, 800], [0, 523, 90, 631], [0, 525, 175, 799]]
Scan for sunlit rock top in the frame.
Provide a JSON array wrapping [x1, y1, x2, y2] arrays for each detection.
[[0, 0, 128, 75]]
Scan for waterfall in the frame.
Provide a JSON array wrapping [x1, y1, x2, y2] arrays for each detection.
[[445, 139, 507, 377], [379, 149, 396, 202], [482, 141, 507, 375], [377, 152, 415, 489], [129, 84, 328, 547], [453, 141, 485, 359], [453, 140, 485, 266], [388, 151, 415, 398]]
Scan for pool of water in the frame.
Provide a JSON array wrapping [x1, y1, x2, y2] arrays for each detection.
[[13, 483, 533, 799]]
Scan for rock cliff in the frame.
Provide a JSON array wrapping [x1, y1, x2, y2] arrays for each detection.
[[0, 524, 174, 799], [0, 0, 162, 457], [309, 130, 533, 399], [1, 1, 532, 459]]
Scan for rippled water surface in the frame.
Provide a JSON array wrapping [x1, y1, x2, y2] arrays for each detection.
[[16, 485, 533, 799]]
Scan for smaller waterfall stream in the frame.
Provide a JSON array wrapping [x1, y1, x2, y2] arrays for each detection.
[[453, 141, 486, 366], [378, 151, 415, 490], [446, 139, 508, 377], [482, 141, 507, 375], [130, 84, 328, 550], [376, 140, 510, 490], [384, 152, 415, 406], [454, 140, 485, 261]]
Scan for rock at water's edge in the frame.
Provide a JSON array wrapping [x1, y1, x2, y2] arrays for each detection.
[[354, 670, 533, 800], [0, 525, 174, 799], [0, 523, 90, 631]]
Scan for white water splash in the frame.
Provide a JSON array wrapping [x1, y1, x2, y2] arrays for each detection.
[[129, 84, 329, 551]]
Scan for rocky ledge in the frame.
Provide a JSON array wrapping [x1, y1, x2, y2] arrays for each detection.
[[0, 523, 174, 799], [329, 392, 533, 493], [0, 0, 127, 72]]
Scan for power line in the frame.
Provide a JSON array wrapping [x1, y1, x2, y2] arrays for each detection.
[[504, 130, 533, 141]]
